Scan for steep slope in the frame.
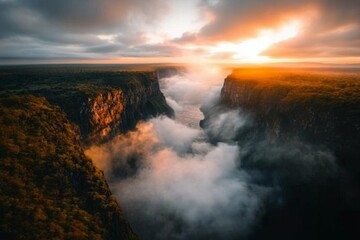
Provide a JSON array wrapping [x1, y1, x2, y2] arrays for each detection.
[[47, 71, 174, 144], [201, 67, 360, 240], [0, 66, 174, 144], [0, 95, 137, 239], [217, 68, 360, 171]]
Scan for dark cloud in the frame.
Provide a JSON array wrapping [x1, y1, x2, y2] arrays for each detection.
[[0, 0, 174, 61], [87, 44, 124, 54], [21, 0, 167, 31], [1, 0, 360, 62]]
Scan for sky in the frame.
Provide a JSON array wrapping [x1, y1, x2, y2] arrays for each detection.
[[1, 0, 360, 64]]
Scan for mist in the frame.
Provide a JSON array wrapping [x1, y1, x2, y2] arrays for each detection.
[[85, 66, 344, 240]]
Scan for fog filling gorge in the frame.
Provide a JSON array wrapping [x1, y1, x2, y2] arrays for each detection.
[[85, 67, 339, 239]]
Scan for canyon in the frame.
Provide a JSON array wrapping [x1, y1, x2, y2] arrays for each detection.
[[1, 65, 360, 240]]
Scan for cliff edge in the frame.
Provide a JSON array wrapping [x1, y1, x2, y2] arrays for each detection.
[[215, 67, 360, 172], [0, 66, 174, 144], [0, 65, 175, 238], [0, 95, 138, 239], [200, 67, 360, 240]]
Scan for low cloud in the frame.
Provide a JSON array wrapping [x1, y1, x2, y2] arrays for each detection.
[[85, 69, 345, 239], [87, 116, 268, 240], [204, 110, 249, 142]]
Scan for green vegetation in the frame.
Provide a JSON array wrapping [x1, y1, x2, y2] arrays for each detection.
[[0, 66, 173, 143], [0, 95, 137, 239], [0, 66, 159, 96], [222, 67, 360, 174], [228, 68, 360, 110]]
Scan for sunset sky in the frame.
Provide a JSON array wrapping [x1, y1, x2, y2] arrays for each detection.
[[1, 0, 360, 64]]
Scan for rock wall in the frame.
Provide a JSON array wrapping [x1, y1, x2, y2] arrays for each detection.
[[0, 67, 174, 145], [220, 74, 336, 141], [207, 68, 360, 172], [36, 71, 175, 145], [73, 72, 174, 144]]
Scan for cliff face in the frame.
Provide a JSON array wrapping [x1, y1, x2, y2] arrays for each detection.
[[211, 68, 360, 171], [0, 68, 174, 144], [0, 66, 175, 238], [70, 72, 174, 144], [0, 95, 138, 240], [202, 68, 360, 240]]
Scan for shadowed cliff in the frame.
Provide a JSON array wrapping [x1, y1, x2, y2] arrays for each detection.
[[201, 67, 360, 240], [221, 68, 360, 172]]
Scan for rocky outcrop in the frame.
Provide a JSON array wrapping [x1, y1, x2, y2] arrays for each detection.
[[70, 72, 174, 144], [0, 67, 174, 144]]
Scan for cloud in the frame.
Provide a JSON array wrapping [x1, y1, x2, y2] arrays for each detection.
[[160, 66, 228, 106], [0, 0, 207, 61], [84, 68, 352, 240], [198, 0, 360, 59], [85, 69, 270, 239], [1, 0, 360, 64], [151, 117, 201, 152], [264, 21, 360, 58], [114, 143, 267, 240], [86, 116, 268, 240], [204, 109, 249, 142], [198, 0, 309, 42], [21, 0, 167, 31]]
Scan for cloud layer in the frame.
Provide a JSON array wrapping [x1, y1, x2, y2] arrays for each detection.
[[1, 0, 360, 63]]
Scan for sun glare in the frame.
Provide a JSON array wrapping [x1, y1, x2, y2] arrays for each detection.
[[210, 21, 301, 63]]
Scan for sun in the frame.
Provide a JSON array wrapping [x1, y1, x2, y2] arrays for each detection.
[[210, 21, 301, 63]]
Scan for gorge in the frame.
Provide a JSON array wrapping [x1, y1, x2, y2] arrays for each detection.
[[1, 65, 360, 240]]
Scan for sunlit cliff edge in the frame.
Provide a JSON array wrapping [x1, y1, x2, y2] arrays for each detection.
[[218, 68, 360, 172], [0, 66, 174, 144]]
